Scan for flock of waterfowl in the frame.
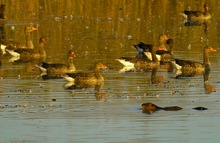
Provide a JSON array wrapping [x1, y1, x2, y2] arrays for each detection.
[[0, 3, 216, 114]]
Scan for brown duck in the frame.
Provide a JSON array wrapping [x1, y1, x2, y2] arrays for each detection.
[[134, 35, 169, 59], [180, 3, 211, 22], [116, 45, 160, 72], [147, 38, 174, 63], [1, 25, 38, 54], [37, 50, 76, 78], [6, 37, 47, 62], [171, 46, 216, 78], [142, 103, 208, 114], [63, 62, 107, 89], [142, 103, 182, 114]]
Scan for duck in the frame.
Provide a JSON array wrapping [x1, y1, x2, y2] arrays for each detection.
[[36, 50, 76, 78], [133, 42, 148, 58], [145, 38, 174, 62], [180, 3, 211, 22], [134, 35, 169, 59], [6, 37, 47, 62], [63, 62, 107, 89], [141, 103, 182, 114], [141, 102, 208, 114], [171, 46, 216, 78], [1, 25, 38, 54], [116, 45, 160, 72]]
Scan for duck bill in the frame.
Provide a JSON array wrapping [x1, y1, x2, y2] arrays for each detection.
[[164, 35, 169, 41], [101, 64, 107, 70], [32, 27, 38, 31], [210, 47, 216, 52], [158, 46, 164, 50], [71, 52, 76, 57]]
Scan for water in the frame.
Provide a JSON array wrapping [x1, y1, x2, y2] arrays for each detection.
[[0, 0, 220, 143]]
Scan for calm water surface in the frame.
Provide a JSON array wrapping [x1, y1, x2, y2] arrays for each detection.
[[0, 0, 220, 143]]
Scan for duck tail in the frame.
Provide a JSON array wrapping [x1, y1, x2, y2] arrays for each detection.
[[62, 75, 75, 82], [35, 64, 47, 73], [6, 49, 20, 57], [115, 59, 134, 67], [171, 61, 182, 70], [1, 44, 6, 55], [179, 12, 188, 19]]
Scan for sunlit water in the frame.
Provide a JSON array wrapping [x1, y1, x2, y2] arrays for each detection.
[[0, 0, 220, 143]]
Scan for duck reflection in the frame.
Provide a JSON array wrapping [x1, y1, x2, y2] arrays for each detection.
[[151, 67, 164, 84], [94, 83, 108, 100], [0, 4, 6, 26], [203, 69, 216, 94], [183, 20, 209, 34]]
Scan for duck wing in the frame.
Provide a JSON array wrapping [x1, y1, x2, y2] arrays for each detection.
[[184, 10, 203, 17]]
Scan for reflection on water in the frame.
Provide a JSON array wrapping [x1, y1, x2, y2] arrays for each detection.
[[0, 0, 220, 143]]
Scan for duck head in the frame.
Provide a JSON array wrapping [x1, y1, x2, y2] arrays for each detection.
[[25, 25, 38, 33], [141, 102, 162, 114], [204, 46, 216, 54], [68, 50, 76, 57], [204, 3, 209, 11], [95, 62, 107, 70], [39, 37, 47, 44], [158, 35, 169, 50]]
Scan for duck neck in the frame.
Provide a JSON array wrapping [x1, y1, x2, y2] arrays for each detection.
[[67, 57, 76, 72], [158, 40, 167, 51], [39, 42, 46, 57], [167, 45, 174, 55], [203, 50, 210, 65], [94, 68, 103, 80], [25, 31, 34, 49], [151, 47, 159, 63]]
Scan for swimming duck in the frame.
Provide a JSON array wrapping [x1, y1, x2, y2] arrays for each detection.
[[171, 46, 216, 77], [1, 25, 38, 54], [180, 3, 211, 22], [36, 50, 76, 77], [116, 45, 160, 72], [145, 38, 174, 62], [141, 103, 182, 114], [63, 62, 107, 89], [6, 37, 47, 62], [142, 102, 208, 114], [134, 35, 169, 59]]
